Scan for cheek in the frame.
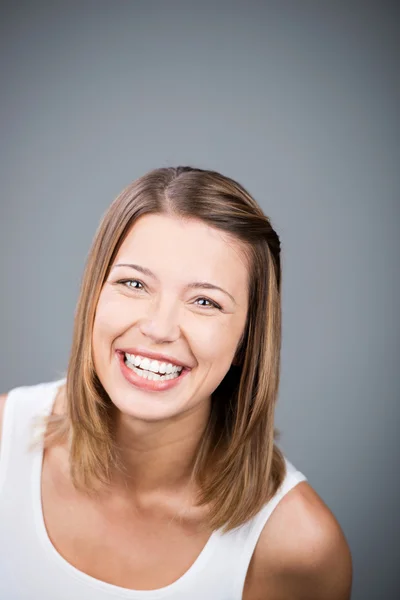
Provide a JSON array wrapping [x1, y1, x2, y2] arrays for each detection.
[[94, 293, 137, 337], [191, 320, 240, 369], [92, 297, 134, 362]]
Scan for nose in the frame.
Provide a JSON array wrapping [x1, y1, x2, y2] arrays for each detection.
[[138, 296, 181, 344]]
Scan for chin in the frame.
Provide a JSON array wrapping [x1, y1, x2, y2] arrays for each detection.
[[109, 385, 191, 423]]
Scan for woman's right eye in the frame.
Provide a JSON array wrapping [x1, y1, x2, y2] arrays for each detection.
[[117, 279, 145, 291]]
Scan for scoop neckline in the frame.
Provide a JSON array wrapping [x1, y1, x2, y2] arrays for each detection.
[[32, 378, 221, 598]]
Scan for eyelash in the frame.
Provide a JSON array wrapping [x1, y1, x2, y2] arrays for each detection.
[[116, 279, 222, 310]]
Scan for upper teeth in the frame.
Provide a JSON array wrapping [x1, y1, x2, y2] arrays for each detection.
[[124, 353, 183, 374]]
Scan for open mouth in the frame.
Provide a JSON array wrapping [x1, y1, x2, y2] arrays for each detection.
[[123, 352, 184, 382]]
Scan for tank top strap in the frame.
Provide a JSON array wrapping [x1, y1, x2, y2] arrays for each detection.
[[229, 459, 308, 598], [0, 378, 65, 494]]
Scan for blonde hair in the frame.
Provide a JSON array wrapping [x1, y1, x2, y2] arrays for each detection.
[[44, 166, 287, 532]]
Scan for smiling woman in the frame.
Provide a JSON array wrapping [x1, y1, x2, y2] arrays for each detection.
[[0, 166, 352, 599]]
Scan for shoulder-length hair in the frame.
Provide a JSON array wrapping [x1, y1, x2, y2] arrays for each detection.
[[45, 166, 287, 533]]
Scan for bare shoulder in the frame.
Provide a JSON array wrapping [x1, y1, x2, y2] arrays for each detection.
[[244, 481, 353, 600], [0, 392, 8, 446]]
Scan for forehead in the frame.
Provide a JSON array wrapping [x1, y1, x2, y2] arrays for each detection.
[[114, 213, 250, 286]]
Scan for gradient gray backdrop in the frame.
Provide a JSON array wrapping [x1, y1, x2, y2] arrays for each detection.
[[1, 1, 399, 598]]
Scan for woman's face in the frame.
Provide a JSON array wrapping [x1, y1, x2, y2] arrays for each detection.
[[92, 213, 249, 422]]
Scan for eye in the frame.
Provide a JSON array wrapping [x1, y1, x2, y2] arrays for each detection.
[[117, 278, 146, 291], [115, 280, 221, 310], [194, 297, 222, 310]]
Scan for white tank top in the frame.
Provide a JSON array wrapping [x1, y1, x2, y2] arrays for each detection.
[[0, 379, 307, 600]]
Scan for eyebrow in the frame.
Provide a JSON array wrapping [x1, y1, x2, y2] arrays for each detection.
[[112, 263, 237, 305]]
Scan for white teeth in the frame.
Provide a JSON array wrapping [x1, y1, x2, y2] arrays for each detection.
[[140, 357, 151, 371], [124, 353, 183, 374], [149, 360, 159, 373], [125, 362, 180, 381]]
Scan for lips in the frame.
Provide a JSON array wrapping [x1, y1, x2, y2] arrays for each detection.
[[116, 350, 191, 392]]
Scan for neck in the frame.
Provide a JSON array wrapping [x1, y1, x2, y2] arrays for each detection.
[[111, 398, 212, 496]]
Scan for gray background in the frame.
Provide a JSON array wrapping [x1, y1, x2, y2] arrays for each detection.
[[0, 1, 398, 597]]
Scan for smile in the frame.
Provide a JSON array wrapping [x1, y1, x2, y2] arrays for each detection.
[[117, 351, 189, 392], [124, 352, 183, 375], [124, 353, 182, 381]]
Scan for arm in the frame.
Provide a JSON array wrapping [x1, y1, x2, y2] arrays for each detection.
[[244, 482, 353, 600], [278, 507, 353, 599]]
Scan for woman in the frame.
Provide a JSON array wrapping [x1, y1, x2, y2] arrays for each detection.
[[0, 166, 352, 599]]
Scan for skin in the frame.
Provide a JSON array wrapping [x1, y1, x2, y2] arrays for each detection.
[[0, 213, 352, 597]]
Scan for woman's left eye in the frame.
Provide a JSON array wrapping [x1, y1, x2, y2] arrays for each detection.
[[194, 297, 222, 310]]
